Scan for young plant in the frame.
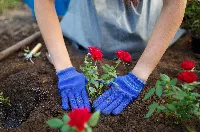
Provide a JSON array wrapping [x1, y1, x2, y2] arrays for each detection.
[[0, 92, 10, 106], [80, 47, 132, 100], [47, 108, 100, 132], [143, 60, 200, 121], [80, 54, 101, 99]]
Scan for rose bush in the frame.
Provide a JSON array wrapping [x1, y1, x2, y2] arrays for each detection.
[[143, 60, 200, 125], [81, 47, 132, 100]]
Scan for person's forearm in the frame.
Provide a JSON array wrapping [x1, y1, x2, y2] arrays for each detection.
[[132, 0, 187, 82], [34, 0, 72, 71]]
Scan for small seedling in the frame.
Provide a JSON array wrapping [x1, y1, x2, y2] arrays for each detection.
[[0, 92, 11, 106]]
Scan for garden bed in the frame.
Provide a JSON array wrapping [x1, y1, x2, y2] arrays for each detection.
[[0, 15, 200, 132]]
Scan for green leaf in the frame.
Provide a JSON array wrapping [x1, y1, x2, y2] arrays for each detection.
[[92, 81, 99, 88], [145, 103, 158, 118], [192, 82, 200, 86], [60, 125, 70, 132], [102, 65, 109, 72], [173, 91, 187, 100], [157, 105, 166, 113], [101, 74, 110, 80], [188, 85, 195, 91], [156, 80, 161, 88], [191, 93, 200, 97], [62, 114, 69, 123], [170, 78, 177, 86], [161, 81, 167, 86], [24, 53, 28, 57], [183, 83, 189, 90], [105, 64, 110, 68], [89, 87, 97, 93], [24, 49, 30, 53], [149, 102, 159, 109], [142, 88, 155, 101], [156, 86, 163, 98], [167, 104, 175, 111], [173, 95, 184, 100], [157, 105, 166, 111], [88, 111, 100, 127], [165, 91, 175, 96], [160, 74, 170, 82], [85, 125, 92, 132], [108, 72, 117, 78], [47, 118, 63, 128], [69, 127, 77, 132]]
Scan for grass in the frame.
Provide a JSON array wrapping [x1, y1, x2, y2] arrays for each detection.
[[0, 0, 21, 14], [0, 92, 10, 106]]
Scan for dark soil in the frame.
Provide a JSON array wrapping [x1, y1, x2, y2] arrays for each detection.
[[0, 14, 200, 132]]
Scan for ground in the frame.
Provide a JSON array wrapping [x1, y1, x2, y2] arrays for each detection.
[[0, 9, 200, 132]]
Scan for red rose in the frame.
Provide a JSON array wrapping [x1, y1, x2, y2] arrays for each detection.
[[116, 50, 132, 63], [177, 72, 197, 83], [68, 108, 91, 131], [180, 60, 195, 70], [88, 47, 103, 61]]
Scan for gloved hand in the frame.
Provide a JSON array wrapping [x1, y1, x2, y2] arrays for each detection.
[[93, 72, 145, 115], [56, 67, 91, 110]]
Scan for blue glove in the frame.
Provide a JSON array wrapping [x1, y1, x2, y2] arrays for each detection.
[[93, 72, 145, 115], [56, 67, 91, 110]]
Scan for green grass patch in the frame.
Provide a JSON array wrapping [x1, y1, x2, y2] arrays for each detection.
[[0, 0, 21, 14]]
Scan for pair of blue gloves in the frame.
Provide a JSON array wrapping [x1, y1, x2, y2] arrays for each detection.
[[57, 67, 145, 115]]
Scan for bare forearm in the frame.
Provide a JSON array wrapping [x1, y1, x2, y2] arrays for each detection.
[[132, 0, 187, 82], [34, 0, 72, 71]]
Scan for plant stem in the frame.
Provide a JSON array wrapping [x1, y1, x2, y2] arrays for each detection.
[[115, 60, 121, 69]]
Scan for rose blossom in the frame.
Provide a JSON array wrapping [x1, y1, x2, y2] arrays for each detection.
[[180, 60, 195, 70], [177, 72, 197, 83], [68, 108, 91, 131], [116, 50, 132, 63], [88, 47, 103, 61]]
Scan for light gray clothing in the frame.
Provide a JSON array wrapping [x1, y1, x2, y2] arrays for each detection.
[[61, 0, 185, 59]]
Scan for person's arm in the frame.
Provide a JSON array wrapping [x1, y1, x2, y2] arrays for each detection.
[[132, 0, 187, 82], [34, 0, 72, 71]]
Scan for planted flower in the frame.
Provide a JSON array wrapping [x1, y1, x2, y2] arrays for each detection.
[[47, 108, 100, 132], [88, 47, 103, 61], [116, 50, 132, 63], [80, 47, 132, 100], [177, 71, 197, 83], [180, 60, 195, 70], [143, 60, 200, 122]]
